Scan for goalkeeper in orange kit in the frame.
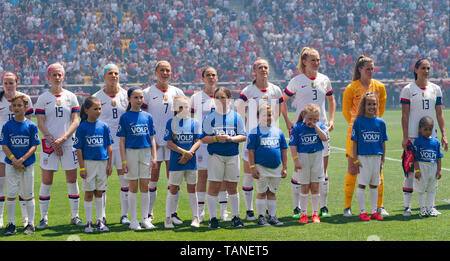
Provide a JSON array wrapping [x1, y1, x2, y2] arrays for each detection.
[[341, 55, 388, 217]]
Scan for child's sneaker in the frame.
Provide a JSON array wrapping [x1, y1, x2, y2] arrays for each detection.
[[164, 217, 174, 229], [292, 207, 301, 219], [377, 207, 389, 216], [343, 208, 352, 217], [370, 212, 384, 220], [319, 207, 331, 218], [358, 212, 370, 221], [245, 210, 256, 221], [419, 209, 429, 218], [84, 222, 94, 233], [299, 214, 309, 224], [141, 218, 155, 229], [23, 224, 35, 235], [129, 219, 141, 230], [120, 215, 130, 225], [311, 214, 321, 223], [268, 215, 284, 226], [96, 219, 110, 232], [190, 217, 200, 228], [428, 208, 441, 217], [4, 223, 16, 235], [257, 215, 270, 226], [171, 212, 183, 225], [231, 216, 244, 228], [208, 217, 220, 229], [37, 218, 48, 229], [403, 207, 412, 216]]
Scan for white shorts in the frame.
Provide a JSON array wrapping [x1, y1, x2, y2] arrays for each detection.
[[242, 140, 249, 162], [413, 161, 438, 193], [298, 151, 325, 184], [82, 160, 108, 192], [196, 144, 209, 170], [125, 148, 152, 180], [168, 170, 197, 186], [357, 155, 381, 186], [6, 164, 34, 200], [255, 164, 282, 194], [322, 139, 330, 157], [0, 150, 5, 164], [40, 146, 79, 171], [110, 149, 123, 170], [157, 145, 170, 162], [207, 154, 240, 183]]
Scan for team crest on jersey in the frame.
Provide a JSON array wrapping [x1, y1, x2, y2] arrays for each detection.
[[163, 95, 168, 101], [111, 100, 117, 107], [56, 99, 61, 106], [311, 82, 316, 89], [262, 95, 268, 100]]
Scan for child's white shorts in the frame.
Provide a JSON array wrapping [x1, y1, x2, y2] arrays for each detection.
[[357, 155, 381, 186], [40, 146, 79, 171], [156, 145, 170, 162], [196, 144, 209, 171], [298, 151, 324, 184], [6, 164, 34, 200], [169, 170, 197, 186], [207, 154, 240, 183], [82, 160, 108, 192], [413, 161, 438, 193], [255, 164, 282, 194], [125, 148, 152, 180]]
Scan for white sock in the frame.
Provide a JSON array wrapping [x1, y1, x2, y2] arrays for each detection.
[[418, 192, 426, 210], [403, 175, 414, 208], [102, 192, 106, 220], [26, 199, 35, 226], [172, 188, 180, 214], [119, 175, 129, 217], [427, 191, 436, 210], [128, 192, 137, 222], [311, 194, 320, 214], [207, 195, 217, 219], [6, 200, 15, 224], [255, 198, 266, 217], [300, 193, 309, 214], [242, 173, 253, 211], [141, 192, 149, 222], [166, 192, 176, 218], [19, 196, 28, 220], [0, 177, 5, 218], [148, 181, 158, 216], [84, 200, 93, 223], [39, 183, 52, 219], [95, 197, 103, 221], [197, 191, 206, 214], [357, 187, 366, 213], [320, 177, 329, 208], [218, 190, 228, 213], [291, 172, 301, 209], [67, 182, 80, 218], [188, 192, 198, 218], [370, 187, 378, 214], [228, 193, 239, 217], [267, 199, 277, 217]]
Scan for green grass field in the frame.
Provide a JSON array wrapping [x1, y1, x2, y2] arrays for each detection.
[[1, 110, 449, 242]]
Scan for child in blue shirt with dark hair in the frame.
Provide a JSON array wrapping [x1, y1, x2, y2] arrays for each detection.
[[413, 116, 443, 217]]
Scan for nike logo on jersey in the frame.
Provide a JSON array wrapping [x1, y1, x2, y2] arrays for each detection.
[[0, 107, 4, 110], [102, 103, 107, 105], [46, 101, 52, 104], [153, 96, 158, 99], [412, 93, 418, 96], [301, 85, 306, 88]]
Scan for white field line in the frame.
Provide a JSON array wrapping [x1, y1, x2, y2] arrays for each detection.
[[330, 146, 450, 172]]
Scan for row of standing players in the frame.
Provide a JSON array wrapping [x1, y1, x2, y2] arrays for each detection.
[[0, 48, 447, 235]]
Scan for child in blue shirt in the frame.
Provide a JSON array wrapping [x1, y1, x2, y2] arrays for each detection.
[[74, 96, 113, 233], [351, 93, 387, 221], [201, 87, 247, 229], [289, 103, 328, 224], [117, 87, 157, 230], [1, 95, 40, 235], [413, 116, 443, 217], [164, 96, 201, 228], [247, 103, 287, 226]]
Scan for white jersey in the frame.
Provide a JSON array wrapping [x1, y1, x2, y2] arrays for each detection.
[[143, 85, 184, 145], [400, 81, 443, 139], [284, 73, 333, 124], [93, 87, 128, 149], [35, 89, 80, 147], [239, 82, 283, 131], [0, 91, 34, 151], [190, 90, 215, 123]]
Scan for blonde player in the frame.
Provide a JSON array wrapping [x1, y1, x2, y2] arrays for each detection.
[[35, 63, 82, 229], [164, 96, 201, 228], [1, 95, 40, 235], [281, 47, 336, 218], [190, 67, 229, 222], [236, 58, 285, 221], [142, 61, 185, 223], [400, 58, 447, 216], [93, 64, 130, 225], [0, 72, 34, 228], [342, 56, 387, 217]]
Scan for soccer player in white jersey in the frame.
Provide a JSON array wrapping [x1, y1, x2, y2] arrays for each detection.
[[93, 64, 130, 225], [400, 58, 447, 216], [281, 47, 336, 218], [142, 61, 184, 223], [35, 63, 82, 229], [191, 67, 230, 222], [236, 58, 285, 221], [0, 72, 34, 228]]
